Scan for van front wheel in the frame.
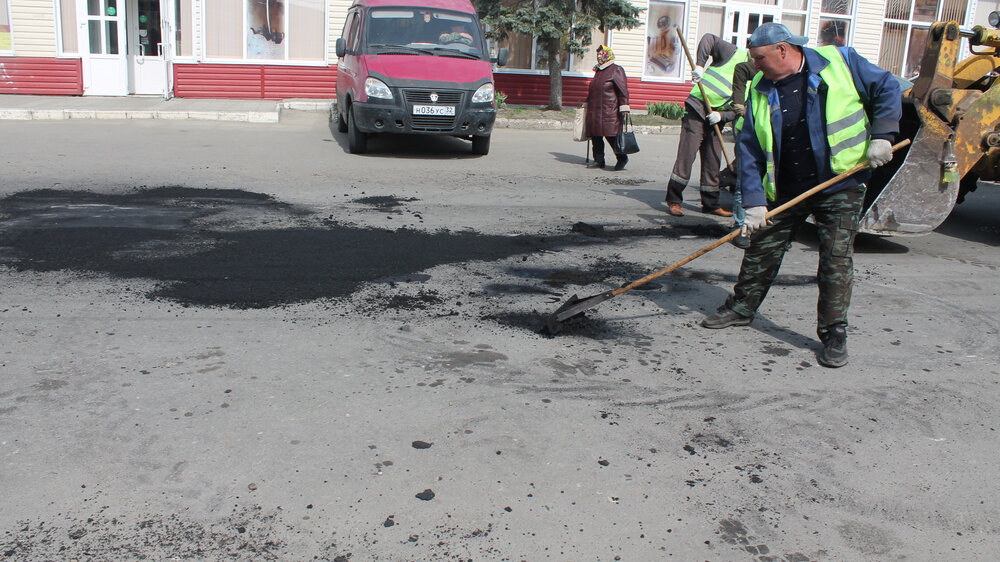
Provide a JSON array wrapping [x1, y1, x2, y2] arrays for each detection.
[[471, 135, 490, 155], [347, 106, 368, 154], [336, 107, 348, 133]]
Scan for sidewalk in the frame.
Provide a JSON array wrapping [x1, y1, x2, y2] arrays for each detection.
[[0, 94, 680, 133], [0, 95, 332, 123]]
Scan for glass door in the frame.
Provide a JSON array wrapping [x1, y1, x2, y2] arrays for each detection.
[[78, 0, 129, 95], [726, 3, 781, 49], [127, 0, 169, 96]]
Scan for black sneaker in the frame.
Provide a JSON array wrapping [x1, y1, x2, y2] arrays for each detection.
[[613, 155, 628, 171], [818, 326, 848, 368], [701, 307, 752, 329]]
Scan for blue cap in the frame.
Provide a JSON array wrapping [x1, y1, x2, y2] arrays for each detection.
[[748, 23, 808, 48]]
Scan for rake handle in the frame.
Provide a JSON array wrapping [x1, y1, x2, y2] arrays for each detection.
[[611, 139, 911, 297]]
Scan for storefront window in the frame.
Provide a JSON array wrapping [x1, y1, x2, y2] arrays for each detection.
[[205, 0, 324, 61], [644, 0, 686, 79], [818, 18, 849, 46], [818, 0, 853, 47], [0, 0, 11, 52], [494, 30, 599, 73], [58, 1, 78, 54], [174, 0, 193, 56]]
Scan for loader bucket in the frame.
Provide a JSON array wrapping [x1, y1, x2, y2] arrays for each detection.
[[860, 101, 960, 235]]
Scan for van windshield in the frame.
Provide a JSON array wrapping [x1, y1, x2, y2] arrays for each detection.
[[366, 8, 485, 59]]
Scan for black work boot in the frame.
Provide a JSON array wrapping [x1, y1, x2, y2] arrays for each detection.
[[701, 298, 753, 328], [818, 326, 848, 368]]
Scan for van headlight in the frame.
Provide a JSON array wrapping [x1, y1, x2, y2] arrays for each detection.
[[365, 78, 393, 100], [472, 83, 494, 104]]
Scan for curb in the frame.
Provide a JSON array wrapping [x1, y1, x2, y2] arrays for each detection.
[[494, 117, 680, 135]]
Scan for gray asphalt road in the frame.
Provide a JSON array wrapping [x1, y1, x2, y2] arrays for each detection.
[[1, 112, 998, 560]]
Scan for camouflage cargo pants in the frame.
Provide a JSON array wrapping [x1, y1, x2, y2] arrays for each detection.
[[728, 184, 865, 338]]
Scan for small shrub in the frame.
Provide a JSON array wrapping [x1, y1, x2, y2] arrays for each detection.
[[495, 91, 508, 108], [647, 101, 685, 120]]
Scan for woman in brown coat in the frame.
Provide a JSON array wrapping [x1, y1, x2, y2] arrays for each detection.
[[585, 45, 631, 170]]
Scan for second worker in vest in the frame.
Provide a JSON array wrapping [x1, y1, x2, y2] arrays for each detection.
[[700, 23, 901, 368], [664, 33, 744, 218]]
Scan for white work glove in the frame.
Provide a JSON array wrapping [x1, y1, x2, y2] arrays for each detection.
[[741, 206, 771, 236], [867, 139, 892, 168], [692, 65, 705, 83], [706, 111, 722, 125]]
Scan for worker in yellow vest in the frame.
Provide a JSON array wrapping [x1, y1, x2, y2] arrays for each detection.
[[701, 23, 901, 368], [664, 34, 746, 218]]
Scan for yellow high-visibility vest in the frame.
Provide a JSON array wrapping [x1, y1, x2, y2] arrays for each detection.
[[691, 49, 749, 110], [749, 45, 869, 200]]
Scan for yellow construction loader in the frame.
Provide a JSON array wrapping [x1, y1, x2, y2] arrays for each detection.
[[860, 13, 1000, 235]]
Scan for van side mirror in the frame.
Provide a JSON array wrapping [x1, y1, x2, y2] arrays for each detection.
[[336, 38, 347, 58], [494, 47, 508, 67]]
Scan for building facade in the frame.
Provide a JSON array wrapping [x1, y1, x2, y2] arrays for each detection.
[[0, 0, 996, 104]]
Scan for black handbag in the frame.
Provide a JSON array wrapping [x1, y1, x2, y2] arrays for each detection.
[[617, 113, 640, 154]]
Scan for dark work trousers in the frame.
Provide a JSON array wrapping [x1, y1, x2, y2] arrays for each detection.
[[666, 112, 722, 210], [591, 135, 624, 165], [728, 184, 866, 339]]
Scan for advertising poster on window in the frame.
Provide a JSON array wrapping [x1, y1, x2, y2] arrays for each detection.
[[248, 0, 285, 59], [645, 1, 685, 78]]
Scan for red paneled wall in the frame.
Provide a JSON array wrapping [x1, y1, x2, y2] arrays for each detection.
[[173, 64, 338, 99], [0, 57, 83, 95], [495, 73, 691, 107]]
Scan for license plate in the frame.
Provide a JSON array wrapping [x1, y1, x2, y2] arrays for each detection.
[[412, 105, 456, 116]]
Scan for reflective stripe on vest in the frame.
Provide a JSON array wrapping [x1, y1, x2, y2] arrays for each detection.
[[691, 49, 749, 110], [748, 45, 869, 201]]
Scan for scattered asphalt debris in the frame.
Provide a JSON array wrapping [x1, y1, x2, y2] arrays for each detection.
[[415, 489, 436, 501], [383, 516, 396, 528], [411, 440, 433, 449], [571, 221, 605, 237], [352, 195, 418, 214], [0, 505, 322, 559]]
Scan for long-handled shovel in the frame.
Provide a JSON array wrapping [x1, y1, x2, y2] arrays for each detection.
[[676, 33, 734, 169], [543, 139, 911, 335]]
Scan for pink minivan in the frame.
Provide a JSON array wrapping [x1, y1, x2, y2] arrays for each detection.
[[335, 0, 508, 155]]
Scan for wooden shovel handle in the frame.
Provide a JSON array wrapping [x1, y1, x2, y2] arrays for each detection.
[[610, 139, 911, 297]]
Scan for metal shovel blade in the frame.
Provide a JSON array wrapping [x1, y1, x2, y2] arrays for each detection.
[[542, 291, 615, 335]]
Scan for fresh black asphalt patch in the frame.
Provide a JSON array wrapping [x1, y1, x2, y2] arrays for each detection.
[[0, 187, 735, 313], [0, 187, 554, 309]]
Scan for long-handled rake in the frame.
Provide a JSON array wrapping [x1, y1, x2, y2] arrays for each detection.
[[543, 140, 911, 335]]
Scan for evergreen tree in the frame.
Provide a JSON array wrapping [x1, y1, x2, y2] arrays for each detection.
[[477, 0, 642, 110]]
